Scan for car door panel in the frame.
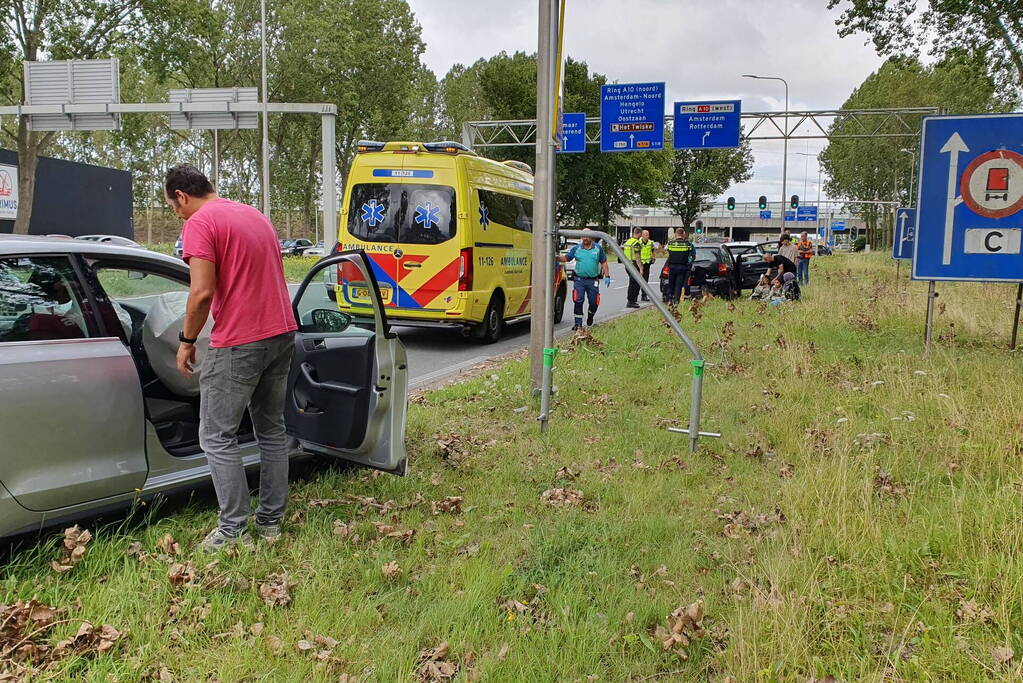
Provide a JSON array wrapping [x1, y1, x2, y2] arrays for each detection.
[[1, 338, 147, 511], [287, 333, 375, 449], [286, 252, 408, 474]]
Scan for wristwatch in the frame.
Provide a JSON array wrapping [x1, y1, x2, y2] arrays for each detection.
[[178, 331, 198, 345]]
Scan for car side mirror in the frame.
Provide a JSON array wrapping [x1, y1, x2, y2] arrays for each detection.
[[304, 308, 352, 333]]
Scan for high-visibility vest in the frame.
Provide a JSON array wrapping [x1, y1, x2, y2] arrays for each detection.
[[796, 240, 813, 259], [640, 240, 654, 263], [666, 239, 694, 266], [624, 237, 642, 261]]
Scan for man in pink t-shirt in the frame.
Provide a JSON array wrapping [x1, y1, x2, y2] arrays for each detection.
[[166, 164, 297, 551]]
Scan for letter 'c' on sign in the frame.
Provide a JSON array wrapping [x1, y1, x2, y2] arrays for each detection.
[[985, 231, 1003, 252]]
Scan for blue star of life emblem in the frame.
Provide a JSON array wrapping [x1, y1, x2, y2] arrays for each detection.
[[360, 200, 385, 227], [414, 202, 440, 228], [478, 203, 490, 229]]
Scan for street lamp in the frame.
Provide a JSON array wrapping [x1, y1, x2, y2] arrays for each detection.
[[900, 147, 916, 208], [743, 73, 789, 234]]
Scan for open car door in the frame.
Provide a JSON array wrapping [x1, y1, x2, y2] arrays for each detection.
[[286, 251, 408, 475], [724, 244, 770, 290]]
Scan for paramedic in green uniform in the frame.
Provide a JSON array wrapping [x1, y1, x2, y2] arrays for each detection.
[[559, 229, 610, 330]]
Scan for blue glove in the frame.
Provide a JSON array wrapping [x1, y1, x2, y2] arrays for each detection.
[[603, 276, 612, 288]]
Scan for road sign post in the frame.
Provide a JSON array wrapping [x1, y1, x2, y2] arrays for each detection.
[[914, 113, 1023, 349], [599, 82, 664, 152], [673, 100, 741, 149]]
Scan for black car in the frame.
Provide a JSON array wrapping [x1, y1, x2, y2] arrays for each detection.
[[280, 238, 314, 257], [659, 242, 772, 300]]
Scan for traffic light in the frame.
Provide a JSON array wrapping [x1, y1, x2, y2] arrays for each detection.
[[758, 195, 767, 210], [726, 196, 735, 211], [695, 219, 704, 234], [790, 194, 799, 209]]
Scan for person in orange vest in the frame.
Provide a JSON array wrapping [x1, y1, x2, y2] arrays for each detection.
[[796, 231, 813, 286]]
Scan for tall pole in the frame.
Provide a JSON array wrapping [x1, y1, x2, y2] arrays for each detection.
[[260, 0, 271, 218], [530, 0, 554, 393], [538, 0, 560, 430], [901, 148, 916, 208], [781, 80, 788, 235], [742, 74, 789, 234]]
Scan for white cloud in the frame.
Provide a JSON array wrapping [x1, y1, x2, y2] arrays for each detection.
[[407, 0, 884, 204]]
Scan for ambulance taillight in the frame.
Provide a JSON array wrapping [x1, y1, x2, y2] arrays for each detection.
[[458, 248, 473, 291]]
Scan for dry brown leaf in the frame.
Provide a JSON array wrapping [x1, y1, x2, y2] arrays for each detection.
[[651, 601, 706, 658], [416, 641, 459, 682], [381, 561, 403, 580], [496, 643, 510, 661], [431, 496, 463, 515], [249, 622, 264, 637], [167, 562, 196, 587], [155, 533, 180, 556], [258, 573, 295, 608], [540, 488, 583, 508], [51, 525, 92, 573], [992, 645, 1014, 665]]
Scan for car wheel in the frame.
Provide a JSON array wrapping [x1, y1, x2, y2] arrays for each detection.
[[553, 284, 566, 324], [475, 292, 504, 344]]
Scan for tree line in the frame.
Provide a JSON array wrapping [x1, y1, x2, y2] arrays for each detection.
[[0, 0, 750, 239]]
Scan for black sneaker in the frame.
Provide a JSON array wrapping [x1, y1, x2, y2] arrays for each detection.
[[587, 315, 595, 326]]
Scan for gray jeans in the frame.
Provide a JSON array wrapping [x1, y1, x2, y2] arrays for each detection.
[[199, 332, 295, 536]]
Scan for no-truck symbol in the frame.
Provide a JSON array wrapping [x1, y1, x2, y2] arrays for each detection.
[[961, 149, 1023, 219]]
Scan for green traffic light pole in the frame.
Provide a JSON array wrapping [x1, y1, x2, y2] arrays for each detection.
[[540, 228, 719, 453]]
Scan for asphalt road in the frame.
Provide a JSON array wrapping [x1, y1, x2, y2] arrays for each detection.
[[291, 262, 656, 388]]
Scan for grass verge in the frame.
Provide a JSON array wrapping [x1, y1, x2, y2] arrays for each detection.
[[2, 253, 1022, 681]]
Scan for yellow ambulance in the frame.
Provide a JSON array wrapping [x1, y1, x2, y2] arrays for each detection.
[[334, 140, 566, 342]]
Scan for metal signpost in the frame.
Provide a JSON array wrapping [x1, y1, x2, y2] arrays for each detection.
[[673, 100, 741, 149], [913, 113, 1023, 349], [599, 82, 665, 152], [558, 112, 586, 153]]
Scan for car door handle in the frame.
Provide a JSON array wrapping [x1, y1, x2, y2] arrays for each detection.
[[299, 363, 360, 395]]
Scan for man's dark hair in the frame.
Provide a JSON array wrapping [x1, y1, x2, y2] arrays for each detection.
[[632, 227, 642, 235], [165, 164, 214, 200], [781, 234, 791, 242]]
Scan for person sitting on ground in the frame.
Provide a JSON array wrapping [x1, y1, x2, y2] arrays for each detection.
[[750, 274, 772, 301]]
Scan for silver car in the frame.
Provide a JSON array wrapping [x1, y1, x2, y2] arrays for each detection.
[[0, 235, 408, 539]]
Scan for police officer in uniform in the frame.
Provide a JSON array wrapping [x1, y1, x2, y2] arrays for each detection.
[[665, 227, 695, 305], [639, 229, 655, 301], [623, 227, 643, 309]]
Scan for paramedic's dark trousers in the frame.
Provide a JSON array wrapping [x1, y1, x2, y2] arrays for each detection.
[[668, 265, 690, 304], [573, 277, 600, 326], [641, 262, 653, 300]]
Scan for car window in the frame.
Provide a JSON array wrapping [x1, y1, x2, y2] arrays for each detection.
[[0, 256, 94, 343], [96, 267, 189, 301], [478, 189, 533, 233], [694, 248, 722, 264]]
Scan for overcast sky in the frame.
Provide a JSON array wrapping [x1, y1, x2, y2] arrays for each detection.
[[406, 0, 885, 206]]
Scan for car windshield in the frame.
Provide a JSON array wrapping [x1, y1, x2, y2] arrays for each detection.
[[694, 248, 722, 264], [347, 183, 456, 245]]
